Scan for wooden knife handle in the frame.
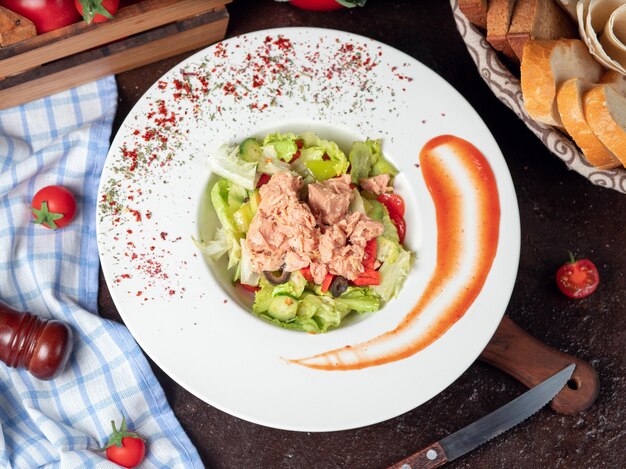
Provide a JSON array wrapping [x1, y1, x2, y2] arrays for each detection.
[[387, 441, 448, 469], [479, 315, 599, 414]]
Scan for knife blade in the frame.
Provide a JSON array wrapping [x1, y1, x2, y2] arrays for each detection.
[[388, 364, 575, 469]]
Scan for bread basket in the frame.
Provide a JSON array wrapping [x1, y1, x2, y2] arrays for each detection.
[[450, 0, 626, 194]]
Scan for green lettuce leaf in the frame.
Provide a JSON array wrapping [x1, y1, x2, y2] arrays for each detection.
[[373, 248, 412, 302], [192, 228, 231, 260], [272, 270, 307, 298], [239, 238, 260, 287], [262, 132, 299, 162], [207, 144, 258, 190], [376, 235, 402, 264], [335, 287, 380, 313], [349, 141, 374, 183], [366, 199, 399, 243], [209, 180, 244, 272], [367, 139, 399, 178], [211, 180, 240, 232], [297, 293, 345, 332], [299, 131, 320, 148], [252, 279, 274, 314], [256, 313, 322, 334], [349, 188, 367, 215]]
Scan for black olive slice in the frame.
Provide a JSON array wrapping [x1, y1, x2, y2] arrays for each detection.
[[264, 269, 291, 285], [329, 276, 349, 298]]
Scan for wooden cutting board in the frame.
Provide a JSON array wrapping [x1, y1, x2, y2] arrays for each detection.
[[480, 315, 599, 414]]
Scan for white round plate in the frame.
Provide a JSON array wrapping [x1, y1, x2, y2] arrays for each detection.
[[97, 27, 520, 432]]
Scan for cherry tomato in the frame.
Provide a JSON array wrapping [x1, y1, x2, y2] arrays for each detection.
[[31, 185, 77, 230], [377, 193, 405, 218], [289, 0, 344, 11], [389, 211, 406, 245], [104, 416, 146, 468], [75, 0, 119, 24], [556, 255, 599, 299], [0, 0, 80, 33]]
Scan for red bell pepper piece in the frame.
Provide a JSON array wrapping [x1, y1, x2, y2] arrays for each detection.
[[321, 273, 334, 292], [256, 173, 271, 188], [352, 269, 380, 286], [290, 150, 301, 163], [301, 266, 314, 283], [239, 282, 260, 292], [362, 238, 377, 270]]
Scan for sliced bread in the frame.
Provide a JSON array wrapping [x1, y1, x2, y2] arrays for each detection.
[[459, 0, 489, 29], [521, 39, 605, 127], [507, 0, 578, 60], [600, 69, 626, 96], [556, 78, 621, 168], [583, 85, 626, 166], [487, 0, 518, 61]]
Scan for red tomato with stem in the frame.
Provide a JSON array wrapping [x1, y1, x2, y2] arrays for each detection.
[[31, 186, 77, 230], [75, 0, 119, 24], [103, 416, 146, 468], [0, 0, 80, 33], [556, 254, 599, 299]]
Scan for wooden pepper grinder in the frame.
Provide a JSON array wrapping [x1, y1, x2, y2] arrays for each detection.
[[0, 300, 73, 380]]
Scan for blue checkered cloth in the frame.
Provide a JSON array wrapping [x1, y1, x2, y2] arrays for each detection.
[[0, 77, 203, 468]]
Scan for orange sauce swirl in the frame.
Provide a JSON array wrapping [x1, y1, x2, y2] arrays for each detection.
[[290, 135, 501, 370]]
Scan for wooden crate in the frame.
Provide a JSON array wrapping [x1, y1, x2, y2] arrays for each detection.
[[0, 0, 231, 109]]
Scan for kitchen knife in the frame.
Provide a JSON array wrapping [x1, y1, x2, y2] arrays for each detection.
[[388, 363, 575, 469]]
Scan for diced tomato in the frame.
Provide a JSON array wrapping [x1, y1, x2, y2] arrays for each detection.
[[321, 273, 334, 292], [256, 173, 271, 188], [390, 212, 406, 244], [296, 139, 304, 149], [363, 238, 377, 270], [322, 153, 330, 161], [301, 266, 314, 283], [290, 150, 301, 163], [377, 193, 405, 218], [239, 282, 260, 293], [352, 269, 381, 286]]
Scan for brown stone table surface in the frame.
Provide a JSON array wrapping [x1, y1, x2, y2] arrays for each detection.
[[98, 1, 626, 467]]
